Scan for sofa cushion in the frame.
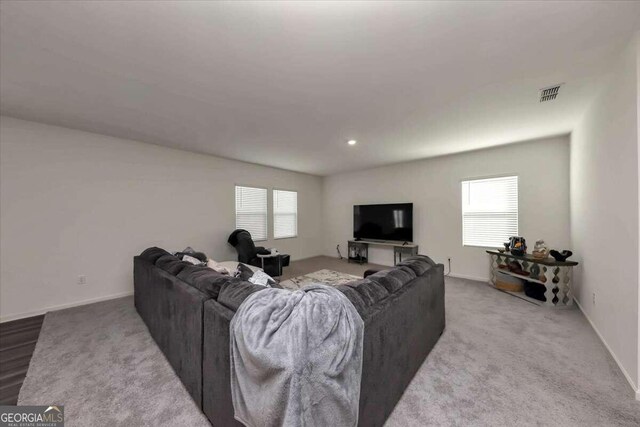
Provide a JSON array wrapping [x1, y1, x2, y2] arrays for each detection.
[[397, 256, 435, 276], [367, 266, 417, 294], [155, 254, 190, 276], [175, 249, 208, 263], [177, 264, 217, 285], [139, 247, 170, 263], [189, 270, 232, 299], [342, 279, 389, 308], [176, 265, 234, 299], [217, 280, 265, 312]]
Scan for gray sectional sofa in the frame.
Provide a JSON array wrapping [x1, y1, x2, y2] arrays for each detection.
[[134, 247, 445, 427]]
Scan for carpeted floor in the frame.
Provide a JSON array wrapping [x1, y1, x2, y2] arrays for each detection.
[[19, 256, 640, 426]]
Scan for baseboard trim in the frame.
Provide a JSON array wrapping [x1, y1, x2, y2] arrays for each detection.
[[0, 291, 134, 323], [574, 298, 639, 400], [447, 272, 490, 283]]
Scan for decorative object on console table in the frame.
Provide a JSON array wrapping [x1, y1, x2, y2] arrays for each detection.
[[506, 260, 529, 276], [550, 249, 573, 262], [487, 249, 578, 308], [523, 280, 547, 302], [495, 271, 524, 292], [532, 240, 549, 259], [508, 236, 527, 256]]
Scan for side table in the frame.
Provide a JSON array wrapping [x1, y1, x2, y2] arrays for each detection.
[[257, 253, 283, 277]]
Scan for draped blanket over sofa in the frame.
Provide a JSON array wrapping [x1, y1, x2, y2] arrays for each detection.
[[134, 247, 445, 427], [231, 284, 364, 427]]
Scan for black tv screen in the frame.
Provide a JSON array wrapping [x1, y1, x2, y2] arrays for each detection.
[[353, 203, 413, 242]]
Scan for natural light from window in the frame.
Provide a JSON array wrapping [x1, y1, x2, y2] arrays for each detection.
[[462, 175, 518, 248], [235, 185, 268, 241], [273, 189, 297, 239]]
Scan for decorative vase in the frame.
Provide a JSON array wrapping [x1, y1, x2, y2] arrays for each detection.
[[532, 240, 549, 259]]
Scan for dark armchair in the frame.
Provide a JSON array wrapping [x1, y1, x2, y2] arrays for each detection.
[[227, 229, 290, 277]]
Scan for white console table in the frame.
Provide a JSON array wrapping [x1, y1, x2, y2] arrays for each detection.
[[487, 250, 578, 308], [348, 240, 419, 265]]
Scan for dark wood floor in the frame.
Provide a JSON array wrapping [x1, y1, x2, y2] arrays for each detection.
[[0, 315, 44, 405]]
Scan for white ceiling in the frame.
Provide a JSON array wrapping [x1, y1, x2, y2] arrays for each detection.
[[1, 1, 639, 175]]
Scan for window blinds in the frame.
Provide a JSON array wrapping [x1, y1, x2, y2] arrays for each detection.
[[235, 186, 268, 241], [273, 189, 298, 239], [462, 175, 518, 248]]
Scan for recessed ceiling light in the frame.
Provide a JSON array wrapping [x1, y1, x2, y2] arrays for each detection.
[[347, 139, 357, 146]]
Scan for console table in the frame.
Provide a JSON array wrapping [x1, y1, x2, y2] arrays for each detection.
[[348, 240, 419, 265], [486, 250, 578, 308]]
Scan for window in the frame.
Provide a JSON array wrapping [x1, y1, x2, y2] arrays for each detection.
[[462, 175, 518, 248], [235, 185, 268, 241], [273, 189, 297, 239]]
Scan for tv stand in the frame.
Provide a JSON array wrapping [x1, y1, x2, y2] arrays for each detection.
[[347, 240, 419, 266]]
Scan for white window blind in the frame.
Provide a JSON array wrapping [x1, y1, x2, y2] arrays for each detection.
[[273, 189, 298, 239], [235, 186, 268, 241], [462, 175, 518, 248]]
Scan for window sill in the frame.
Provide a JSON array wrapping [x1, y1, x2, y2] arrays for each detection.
[[463, 244, 503, 249], [274, 236, 297, 240]]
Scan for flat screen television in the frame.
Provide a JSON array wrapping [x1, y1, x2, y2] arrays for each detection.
[[353, 203, 413, 242]]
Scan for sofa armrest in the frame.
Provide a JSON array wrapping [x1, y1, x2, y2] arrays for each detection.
[[203, 300, 244, 427], [358, 264, 445, 426], [134, 256, 209, 407]]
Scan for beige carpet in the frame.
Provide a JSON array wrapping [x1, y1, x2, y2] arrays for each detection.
[[19, 256, 640, 426]]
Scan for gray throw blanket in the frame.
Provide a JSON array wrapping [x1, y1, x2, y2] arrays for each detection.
[[230, 284, 364, 427]]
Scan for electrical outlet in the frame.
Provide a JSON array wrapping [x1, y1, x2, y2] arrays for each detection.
[[78, 275, 87, 285], [592, 292, 596, 304]]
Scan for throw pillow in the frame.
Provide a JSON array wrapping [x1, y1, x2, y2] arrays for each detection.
[[183, 254, 202, 265], [175, 247, 208, 263], [248, 270, 277, 287], [235, 263, 256, 281], [235, 263, 276, 287]]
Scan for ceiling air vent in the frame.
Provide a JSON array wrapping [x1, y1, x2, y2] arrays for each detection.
[[539, 84, 562, 102]]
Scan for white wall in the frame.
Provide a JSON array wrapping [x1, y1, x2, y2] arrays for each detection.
[[637, 32, 640, 400], [571, 34, 640, 395], [322, 136, 571, 281], [0, 117, 324, 322]]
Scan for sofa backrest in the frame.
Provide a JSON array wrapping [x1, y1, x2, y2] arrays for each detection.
[[139, 246, 171, 263], [139, 247, 264, 311], [139, 247, 436, 317], [336, 256, 435, 317]]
